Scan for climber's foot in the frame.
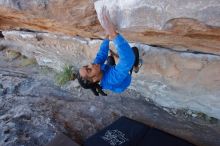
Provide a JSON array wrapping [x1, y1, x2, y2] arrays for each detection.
[[133, 59, 143, 73]]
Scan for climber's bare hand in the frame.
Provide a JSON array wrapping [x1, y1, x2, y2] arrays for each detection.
[[99, 6, 117, 39]]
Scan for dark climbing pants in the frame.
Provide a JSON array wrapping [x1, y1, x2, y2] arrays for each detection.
[[107, 47, 139, 67], [106, 47, 139, 75]]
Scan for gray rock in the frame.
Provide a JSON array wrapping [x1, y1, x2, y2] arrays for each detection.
[[0, 114, 11, 121], [0, 54, 220, 146], [67, 80, 80, 89], [0, 45, 6, 51], [95, 0, 220, 29], [0, 83, 3, 89], [0, 88, 4, 96], [5, 86, 15, 94], [192, 114, 197, 118]]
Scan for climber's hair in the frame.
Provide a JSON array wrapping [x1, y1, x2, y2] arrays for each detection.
[[76, 71, 107, 96], [76, 71, 94, 89]]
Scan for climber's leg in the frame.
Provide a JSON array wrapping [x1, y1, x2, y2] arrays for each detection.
[[106, 55, 116, 67], [132, 46, 143, 73]]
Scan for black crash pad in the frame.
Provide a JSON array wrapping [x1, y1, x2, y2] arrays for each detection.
[[84, 116, 195, 146], [84, 116, 150, 146], [139, 128, 195, 146], [46, 133, 80, 146]]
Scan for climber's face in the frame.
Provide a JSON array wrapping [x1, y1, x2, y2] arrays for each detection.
[[79, 64, 102, 83]]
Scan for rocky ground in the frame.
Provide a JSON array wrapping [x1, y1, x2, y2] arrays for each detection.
[[0, 46, 220, 146]]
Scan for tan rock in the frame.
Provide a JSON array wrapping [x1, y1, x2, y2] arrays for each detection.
[[0, 0, 219, 55]]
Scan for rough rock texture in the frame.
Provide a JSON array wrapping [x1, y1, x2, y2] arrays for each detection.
[[95, 0, 220, 28], [1, 31, 94, 70], [0, 48, 219, 146], [0, 0, 220, 145], [1, 31, 220, 120], [131, 46, 220, 119], [0, 0, 220, 55]]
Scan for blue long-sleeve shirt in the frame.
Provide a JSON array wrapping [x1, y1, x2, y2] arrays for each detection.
[[93, 34, 135, 93]]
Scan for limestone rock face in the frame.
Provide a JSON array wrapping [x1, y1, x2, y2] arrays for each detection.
[[131, 46, 220, 119], [2, 30, 220, 120], [0, 0, 220, 119], [0, 0, 220, 145], [95, 0, 220, 29], [0, 0, 220, 55]]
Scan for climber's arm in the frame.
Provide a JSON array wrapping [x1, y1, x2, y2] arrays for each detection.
[[93, 38, 110, 65], [94, 6, 117, 65], [113, 34, 135, 74], [97, 7, 134, 85]]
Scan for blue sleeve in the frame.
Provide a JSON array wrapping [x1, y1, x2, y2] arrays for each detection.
[[106, 34, 135, 85], [93, 39, 110, 65], [113, 34, 135, 73]]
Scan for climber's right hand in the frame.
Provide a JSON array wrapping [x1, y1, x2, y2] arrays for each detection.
[[99, 6, 117, 39]]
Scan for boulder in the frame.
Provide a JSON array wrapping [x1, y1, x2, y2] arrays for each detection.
[[0, 0, 219, 55]]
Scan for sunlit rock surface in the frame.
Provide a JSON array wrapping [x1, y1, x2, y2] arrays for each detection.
[[0, 0, 219, 54], [95, 0, 220, 29]]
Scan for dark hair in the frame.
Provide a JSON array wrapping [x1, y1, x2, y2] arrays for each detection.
[[76, 71, 107, 96], [76, 71, 93, 89]]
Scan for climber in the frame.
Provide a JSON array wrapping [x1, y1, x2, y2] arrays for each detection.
[[77, 7, 142, 96]]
